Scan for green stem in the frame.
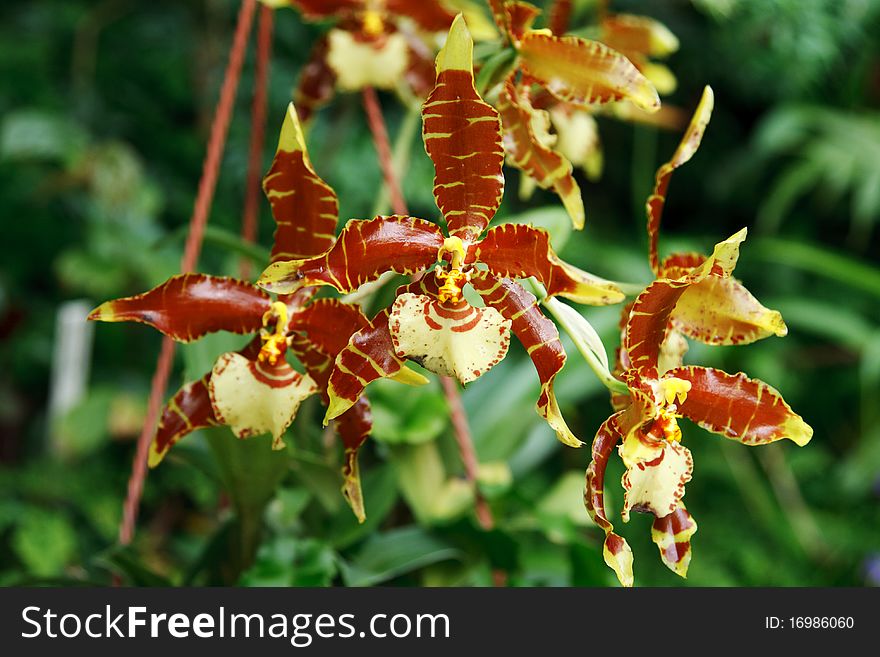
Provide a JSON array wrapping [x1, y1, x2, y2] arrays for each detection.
[[526, 279, 628, 396]]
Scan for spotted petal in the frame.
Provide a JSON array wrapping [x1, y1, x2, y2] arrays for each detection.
[[264, 103, 339, 262], [258, 216, 444, 295], [472, 223, 624, 305], [518, 32, 660, 112], [647, 86, 713, 274], [326, 29, 410, 91], [651, 503, 697, 578], [335, 397, 373, 523], [88, 274, 270, 343], [389, 293, 511, 384], [423, 14, 505, 242], [472, 273, 581, 447], [583, 413, 634, 587], [672, 275, 788, 346], [621, 440, 693, 522], [497, 79, 584, 229], [667, 366, 813, 447], [209, 352, 319, 450]]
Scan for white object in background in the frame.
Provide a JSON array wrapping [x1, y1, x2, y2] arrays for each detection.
[[47, 299, 94, 451]]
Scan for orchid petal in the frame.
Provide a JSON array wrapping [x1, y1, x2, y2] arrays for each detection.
[[472, 223, 624, 305], [389, 293, 511, 384], [326, 29, 410, 91], [423, 14, 505, 242], [621, 440, 693, 522], [667, 366, 813, 447], [258, 215, 444, 295], [651, 503, 697, 578], [88, 274, 270, 343], [149, 375, 219, 467]]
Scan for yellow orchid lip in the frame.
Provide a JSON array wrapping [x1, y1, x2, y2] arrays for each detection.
[[258, 300, 289, 366]]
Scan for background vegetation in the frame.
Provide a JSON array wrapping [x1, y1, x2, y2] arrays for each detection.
[[1, 0, 878, 586]]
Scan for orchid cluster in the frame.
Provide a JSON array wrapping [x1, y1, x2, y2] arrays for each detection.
[[90, 2, 813, 586]]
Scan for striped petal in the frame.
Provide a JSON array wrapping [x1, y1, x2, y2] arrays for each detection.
[[472, 273, 582, 447], [149, 375, 219, 467], [621, 439, 693, 522], [209, 352, 319, 450], [518, 32, 660, 112], [472, 223, 624, 305], [498, 78, 585, 229], [288, 298, 371, 395], [388, 293, 511, 384], [264, 103, 339, 263], [647, 86, 714, 274], [325, 306, 430, 423], [584, 413, 634, 587], [423, 14, 505, 242], [258, 215, 444, 295], [88, 274, 270, 343], [625, 229, 747, 378], [651, 503, 697, 578], [667, 366, 813, 447]]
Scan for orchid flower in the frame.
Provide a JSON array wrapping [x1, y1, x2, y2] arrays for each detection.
[[88, 105, 408, 521], [258, 15, 624, 448], [263, 0, 458, 121], [488, 0, 691, 223], [583, 86, 813, 587]]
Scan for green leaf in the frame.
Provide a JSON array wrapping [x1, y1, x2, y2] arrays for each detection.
[[338, 526, 462, 587], [0, 109, 88, 163], [95, 545, 172, 587], [11, 509, 78, 578], [369, 378, 448, 445]]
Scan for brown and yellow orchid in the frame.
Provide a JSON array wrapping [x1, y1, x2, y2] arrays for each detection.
[[484, 0, 662, 229], [583, 86, 813, 587], [258, 15, 624, 449], [88, 104, 403, 521], [487, 0, 691, 224], [263, 0, 458, 121]]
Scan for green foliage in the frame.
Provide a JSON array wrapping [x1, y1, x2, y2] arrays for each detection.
[[1, 0, 877, 589]]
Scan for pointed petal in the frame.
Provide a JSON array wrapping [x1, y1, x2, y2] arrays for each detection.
[[293, 36, 336, 123], [584, 413, 635, 587], [651, 504, 697, 578], [88, 274, 270, 342], [264, 103, 339, 263], [472, 273, 582, 447], [668, 366, 813, 447], [209, 353, 319, 449], [647, 85, 714, 274], [625, 229, 747, 377], [149, 375, 219, 467], [498, 79, 585, 229], [673, 276, 788, 346], [473, 223, 624, 304], [385, 0, 456, 32], [621, 440, 693, 522], [518, 32, 660, 112], [389, 293, 511, 384], [326, 307, 429, 422], [258, 216, 444, 294], [423, 14, 504, 242], [335, 397, 372, 523]]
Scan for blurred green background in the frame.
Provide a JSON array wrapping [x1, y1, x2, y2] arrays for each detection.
[[1, 0, 878, 586]]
